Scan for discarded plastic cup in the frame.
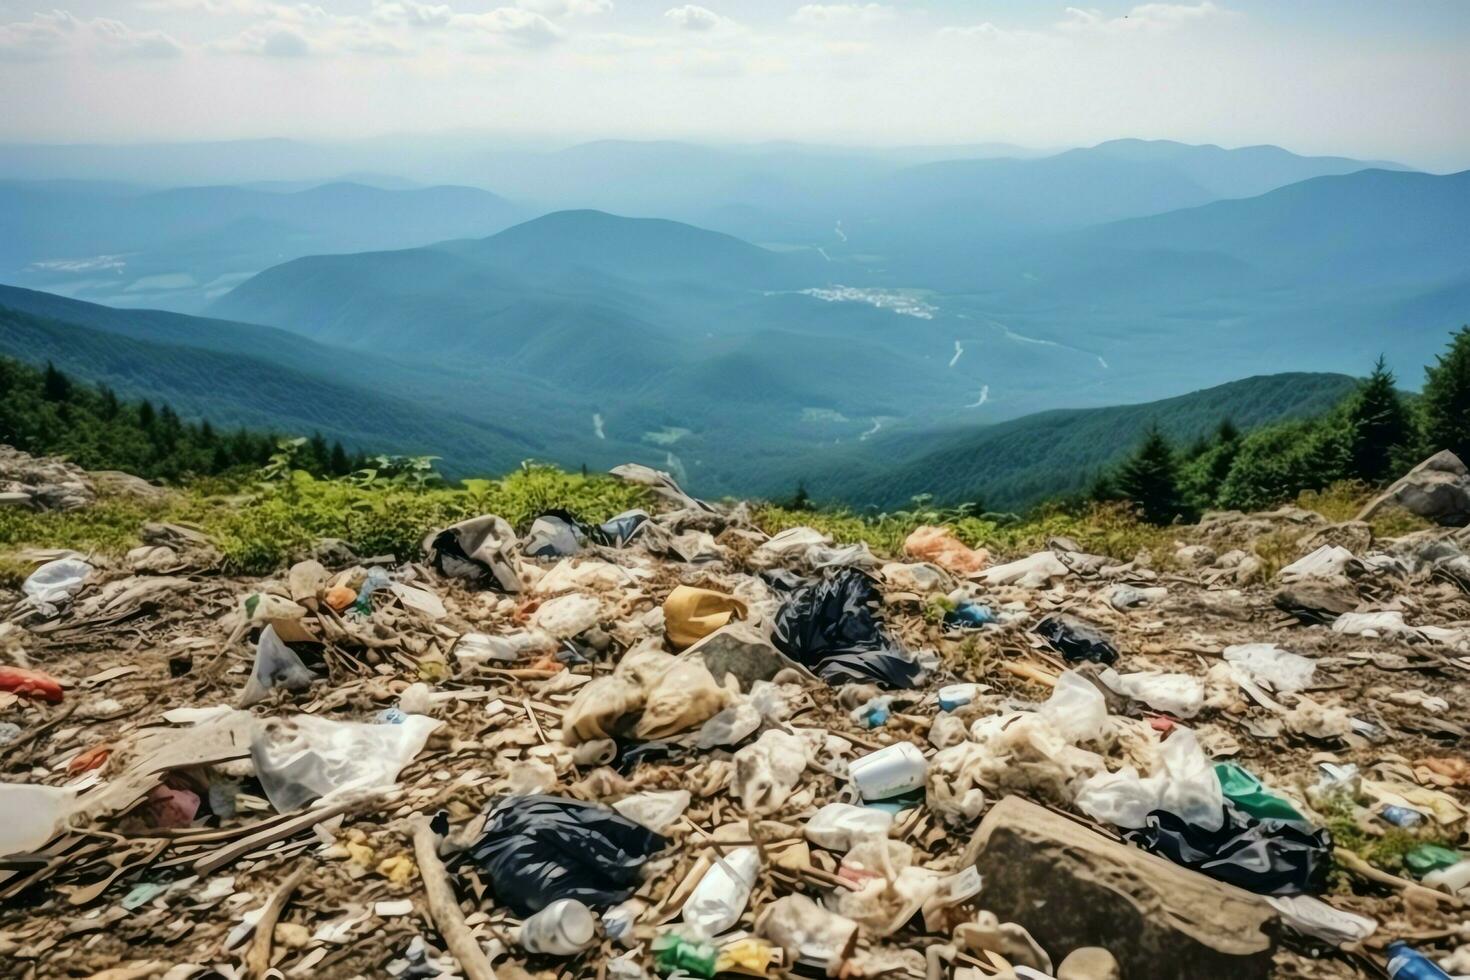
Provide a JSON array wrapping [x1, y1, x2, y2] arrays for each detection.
[[520, 898, 599, 955], [849, 742, 926, 801]]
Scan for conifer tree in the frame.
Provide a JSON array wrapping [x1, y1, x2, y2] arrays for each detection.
[[1116, 425, 1185, 524], [1343, 356, 1413, 482], [1422, 326, 1470, 462]]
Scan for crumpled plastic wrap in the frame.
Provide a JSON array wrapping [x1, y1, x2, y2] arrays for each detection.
[[238, 624, 315, 707], [426, 514, 522, 592], [250, 712, 441, 812]]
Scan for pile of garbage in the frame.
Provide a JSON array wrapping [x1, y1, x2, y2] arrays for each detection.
[[3, 452, 1470, 980]]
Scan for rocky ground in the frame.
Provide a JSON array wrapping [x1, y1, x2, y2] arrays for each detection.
[[2, 451, 1469, 980]]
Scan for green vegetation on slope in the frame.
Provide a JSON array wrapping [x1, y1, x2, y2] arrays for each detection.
[[812, 372, 1358, 511], [1099, 327, 1470, 521], [0, 355, 343, 481]]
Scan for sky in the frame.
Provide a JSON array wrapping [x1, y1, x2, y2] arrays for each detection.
[[1, 0, 1467, 169]]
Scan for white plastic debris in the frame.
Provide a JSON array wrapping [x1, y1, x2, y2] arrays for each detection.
[[250, 713, 442, 811], [804, 803, 894, 850], [612, 790, 691, 834], [1075, 728, 1223, 831], [683, 846, 760, 936], [979, 551, 1068, 587], [1100, 669, 1205, 719], [389, 582, 446, 620], [0, 783, 76, 855], [531, 592, 603, 638], [238, 624, 315, 707], [1332, 610, 1412, 638], [454, 630, 557, 666], [1279, 544, 1355, 582], [1038, 671, 1109, 744], [732, 729, 809, 814], [1223, 642, 1316, 693], [1267, 895, 1377, 945], [22, 557, 91, 614]]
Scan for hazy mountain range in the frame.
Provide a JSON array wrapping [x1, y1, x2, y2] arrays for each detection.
[[0, 136, 1464, 506]]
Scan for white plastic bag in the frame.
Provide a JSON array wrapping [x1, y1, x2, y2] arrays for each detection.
[[250, 713, 441, 811], [1100, 669, 1205, 719], [804, 803, 894, 850], [1223, 643, 1316, 693], [532, 592, 602, 638], [23, 557, 91, 614], [683, 846, 760, 936], [1076, 728, 1223, 831], [1075, 766, 1166, 829], [1039, 671, 1108, 744], [238, 624, 315, 707], [1156, 727, 1225, 830]]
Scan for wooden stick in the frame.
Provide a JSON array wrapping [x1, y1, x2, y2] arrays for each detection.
[[1002, 661, 1058, 687], [1334, 848, 1463, 908], [412, 814, 497, 980], [194, 799, 358, 876], [244, 863, 309, 979]]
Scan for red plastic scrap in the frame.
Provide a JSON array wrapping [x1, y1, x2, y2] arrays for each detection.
[[0, 666, 65, 703], [68, 743, 111, 774]]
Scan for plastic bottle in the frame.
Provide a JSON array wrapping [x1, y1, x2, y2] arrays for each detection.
[[353, 566, 392, 616], [1386, 941, 1453, 979], [519, 899, 598, 955], [848, 742, 927, 801]]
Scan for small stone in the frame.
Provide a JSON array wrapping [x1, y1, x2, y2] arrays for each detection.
[[1057, 946, 1121, 980]]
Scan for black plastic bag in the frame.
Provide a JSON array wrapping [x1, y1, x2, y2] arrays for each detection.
[[771, 568, 920, 689], [811, 651, 922, 688], [1035, 614, 1119, 665], [589, 509, 651, 548], [1124, 804, 1332, 895], [453, 795, 667, 916]]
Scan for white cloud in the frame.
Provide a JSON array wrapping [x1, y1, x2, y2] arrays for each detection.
[[452, 8, 563, 48], [790, 4, 895, 28], [205, 1, 565, 56], [1059, 2, 1223, 35], [517, 0, 613, 15], [937, 21, 1047, 45], [0, 10, 183, 61], [373, 1, 455, 29], [214, 23, 313, 56], [664, 5, 736, 33]]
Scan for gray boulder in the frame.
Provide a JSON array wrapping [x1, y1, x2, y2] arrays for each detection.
[[1358, 451, 1470, 527]]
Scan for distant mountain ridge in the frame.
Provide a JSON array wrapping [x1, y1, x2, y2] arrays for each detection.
[[0, 179, 526, 313], [0, 283, 1363, 514]]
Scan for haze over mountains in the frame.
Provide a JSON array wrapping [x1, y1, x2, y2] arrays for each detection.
[[1, 135, 1465, 506]]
